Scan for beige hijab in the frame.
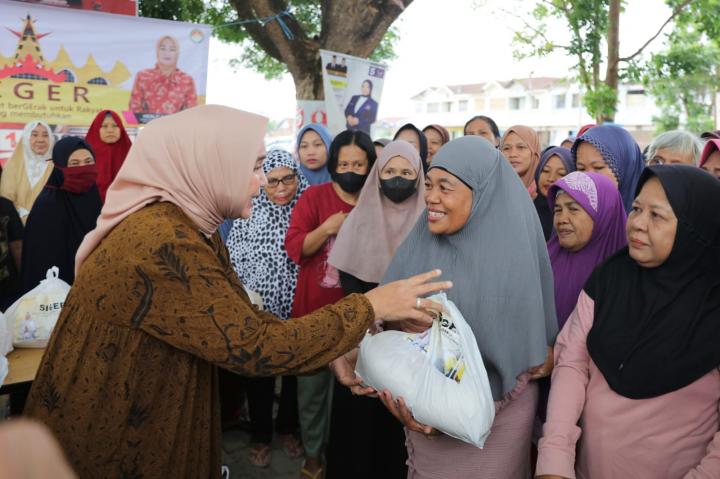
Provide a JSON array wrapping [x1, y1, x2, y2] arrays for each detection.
[[75, 105, 267, 272], [328, 140, 426, 284], [501, 125, 540, 199]]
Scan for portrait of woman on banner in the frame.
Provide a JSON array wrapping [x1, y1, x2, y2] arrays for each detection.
[[344, 79, 379, 135], [129, 35, 198, 121]]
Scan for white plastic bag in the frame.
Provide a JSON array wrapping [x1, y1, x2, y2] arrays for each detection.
[[0, 312, 12, 357], [4, 267, 71, 348], [355, 293, 495, 448], [0, 355, 7, 386]]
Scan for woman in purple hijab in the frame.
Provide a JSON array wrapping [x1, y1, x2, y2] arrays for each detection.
[[571, 124, 644, 212], [547, 171, 627, 329]]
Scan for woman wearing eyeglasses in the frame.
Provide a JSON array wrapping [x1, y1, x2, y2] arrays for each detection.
[[224, 149, 309, 467]]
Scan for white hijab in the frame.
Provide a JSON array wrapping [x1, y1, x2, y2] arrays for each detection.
[[20, 121, 55, 188]]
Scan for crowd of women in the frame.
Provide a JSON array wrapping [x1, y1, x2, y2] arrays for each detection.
[[0, 104, 718, 479]]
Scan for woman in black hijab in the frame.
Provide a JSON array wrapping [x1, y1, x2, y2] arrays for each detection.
[[393, 123, 429, 172], [537, 164, 720, 477], [21, 137, 102, 290]]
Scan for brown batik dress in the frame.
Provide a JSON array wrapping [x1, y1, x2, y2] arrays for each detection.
[[24, 202, 374, 478]]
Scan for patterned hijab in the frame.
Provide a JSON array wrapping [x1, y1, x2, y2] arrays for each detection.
[[329, 140, 426, 284], [225, 149, 308, 319], [571, 124, 644, 212], [501, 125, 541, 198], [547, 172, 627, 329], [296, 123, 332, 185], [383, 136, 557, 400]]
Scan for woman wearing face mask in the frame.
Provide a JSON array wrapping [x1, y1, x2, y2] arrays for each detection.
[[535, 147, 574, 240], [571, 124, 644, 212], [20, 137, 102, 290], [85, 110, 132, 203], [324, 140, 426, 478], [285, 129, 377, 479], [0, 121, 55, 223], [500, 125, 542, 199], [422, 124, 450, 165], [537, 165, 720, 479], [296, 123, 333, 185], [393, 123, 429, 172]]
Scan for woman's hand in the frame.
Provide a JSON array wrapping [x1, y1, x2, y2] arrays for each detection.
[[329, 349, 376, 397], [379, 391, 439, 436], [321, 211, 348, 236], [527, 346, 554, 380], [365, 270, 452, 325]]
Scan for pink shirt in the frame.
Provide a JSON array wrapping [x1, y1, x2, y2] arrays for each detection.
[[537, 291, 720, 479]]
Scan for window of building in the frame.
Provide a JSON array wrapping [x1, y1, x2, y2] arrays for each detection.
[[441, 101, 452, 112], [459, 100, 468, 112], [427, 102, 439, 113], [509, 97, 525, 110], [531, 96, 540, 109], [626, 89, 646, 107], [490, 98, 507, 110], [554, 94, 566, 109], [572, 94, 581, 108]]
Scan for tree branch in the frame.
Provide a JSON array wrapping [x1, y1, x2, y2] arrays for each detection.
[[501, 7, 570, 52], [618, 0, 692, 62]]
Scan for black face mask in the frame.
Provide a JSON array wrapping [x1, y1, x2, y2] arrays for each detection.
[[333, 172, 368, 193], [380, 176, 417, 203]]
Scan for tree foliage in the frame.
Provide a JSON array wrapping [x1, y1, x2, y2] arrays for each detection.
[[510, 0, 691, 122], [138, 0, 407, 99], [642, 20, 720, 133]]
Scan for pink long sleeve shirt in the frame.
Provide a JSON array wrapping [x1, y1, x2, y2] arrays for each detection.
[[537, 291, 720, 479]]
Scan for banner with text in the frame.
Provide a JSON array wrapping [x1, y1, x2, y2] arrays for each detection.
[[0, 0, 210, 126], [319, 49, 387, 136]]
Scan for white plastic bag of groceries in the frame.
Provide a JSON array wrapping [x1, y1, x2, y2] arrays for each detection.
[[356, 293, 495, 448], [4, 267, 71, 348]]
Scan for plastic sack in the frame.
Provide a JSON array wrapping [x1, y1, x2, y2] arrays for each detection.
[[0, 355, 6, 386], [4, 267, 71, 348], [355, 293, 495, 448], [0, 312, 12, 357]]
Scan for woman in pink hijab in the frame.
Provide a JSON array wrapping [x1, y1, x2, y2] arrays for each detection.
[[23, 105, 450, 478], [500, 125, 542, 199]]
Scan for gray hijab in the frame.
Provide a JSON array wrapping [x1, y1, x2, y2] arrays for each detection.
[[382, 136, 558, 400]]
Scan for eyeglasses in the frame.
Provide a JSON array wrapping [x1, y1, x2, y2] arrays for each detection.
[[647, 156, 664, 166], [265, 174, 297, 188]]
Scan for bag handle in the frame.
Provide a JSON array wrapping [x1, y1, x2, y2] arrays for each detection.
[[45, 267, 60, 281]]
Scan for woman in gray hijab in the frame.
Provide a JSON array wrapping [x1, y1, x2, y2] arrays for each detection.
[[380, 135, 558, 478]]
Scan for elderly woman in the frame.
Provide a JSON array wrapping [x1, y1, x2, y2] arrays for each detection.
[[547, 172, 627, 329], [0, 121, 55, 222], [129, 35, 198, 117], [22, 106, 449, 478], [572, 124, 644, 212], [537, 165, 720, 478], [379, 136, 557, 478], [21, 137, 102, 290], [645, 130, 702, 166], [225, 149, 309, 467], [85, 110, 132, 203]]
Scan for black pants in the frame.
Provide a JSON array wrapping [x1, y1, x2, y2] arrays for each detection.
[[246, 375, 299, 444], [325, 380, 408, 479]]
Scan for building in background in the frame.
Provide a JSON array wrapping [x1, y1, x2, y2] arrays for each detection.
[[398, 77, 658, 148]]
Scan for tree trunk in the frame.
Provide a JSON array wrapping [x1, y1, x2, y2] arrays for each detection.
[[231, 0, 411, 101], [602, 0, 621, 123]]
